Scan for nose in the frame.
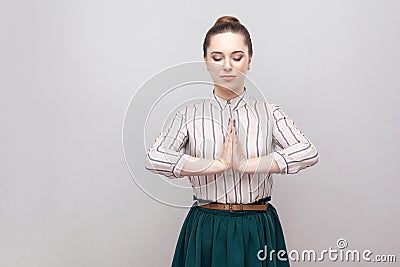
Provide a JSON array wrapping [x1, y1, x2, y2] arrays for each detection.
[[223, 59, 232, 71]]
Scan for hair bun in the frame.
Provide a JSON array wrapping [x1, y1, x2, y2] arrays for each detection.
[[214, 15, 241, 26]]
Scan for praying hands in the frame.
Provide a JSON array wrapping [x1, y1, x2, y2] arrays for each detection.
[[178, 119, 279, 177]]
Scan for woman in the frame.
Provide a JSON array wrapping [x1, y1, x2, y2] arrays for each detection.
[[145, 15, 319, 267]]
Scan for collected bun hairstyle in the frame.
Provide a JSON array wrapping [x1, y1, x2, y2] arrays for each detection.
[[203, 15, 253, 57]]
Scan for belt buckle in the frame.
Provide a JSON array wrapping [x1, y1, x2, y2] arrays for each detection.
[[228, 203, 243, 211]]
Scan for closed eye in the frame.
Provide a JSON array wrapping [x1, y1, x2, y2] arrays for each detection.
[[212, 57, 223, 61]]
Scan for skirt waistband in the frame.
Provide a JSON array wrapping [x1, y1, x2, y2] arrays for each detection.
[[194, 195, 271, 205]]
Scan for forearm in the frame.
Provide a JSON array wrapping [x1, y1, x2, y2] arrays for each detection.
[[238, 154, 281, 174], [179, 155, 227, 176]]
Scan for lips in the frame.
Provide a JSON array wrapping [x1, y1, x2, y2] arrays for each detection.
[[221, 75, 236, 81]]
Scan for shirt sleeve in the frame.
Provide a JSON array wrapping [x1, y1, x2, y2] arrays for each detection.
[[144, 108, 190, 178], [270, 103, 319, 174]]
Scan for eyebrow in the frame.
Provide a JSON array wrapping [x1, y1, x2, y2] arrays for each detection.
[[210, 50, 245, 55]]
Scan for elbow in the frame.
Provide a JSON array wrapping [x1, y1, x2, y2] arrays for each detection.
[[298, 142, 319, 171], [144, 150, 176, 178], [144, 150, 162, 175], [144, 152, 157, 175], [286, 142, 319, 174], [308, 143, 319, 167]]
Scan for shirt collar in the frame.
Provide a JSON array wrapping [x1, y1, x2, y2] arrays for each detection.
[[211, 86, 248, 111]]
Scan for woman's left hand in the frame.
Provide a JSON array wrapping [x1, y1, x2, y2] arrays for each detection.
[[231, 120, 248, 172]]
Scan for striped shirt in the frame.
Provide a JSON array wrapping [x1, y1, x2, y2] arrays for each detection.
[[145, 87, 319, 204]]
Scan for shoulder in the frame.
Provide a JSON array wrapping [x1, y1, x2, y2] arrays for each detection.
[[246, 97, 281, 112], [269, 103, 282, 112], [174, 99, 207, 116]]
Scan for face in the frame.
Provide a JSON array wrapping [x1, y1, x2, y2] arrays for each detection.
[[204, 32, 252, 94]]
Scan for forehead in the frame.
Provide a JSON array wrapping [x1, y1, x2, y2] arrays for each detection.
[[208, 32, 247, 53]]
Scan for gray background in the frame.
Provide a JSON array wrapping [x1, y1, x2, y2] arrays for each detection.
[[1, 0, 399, 266]]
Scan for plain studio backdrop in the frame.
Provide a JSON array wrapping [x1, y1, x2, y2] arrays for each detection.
[[1, 0, 399, 266]]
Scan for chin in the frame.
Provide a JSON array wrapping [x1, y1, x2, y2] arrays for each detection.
[[223, 81, 244, 90]]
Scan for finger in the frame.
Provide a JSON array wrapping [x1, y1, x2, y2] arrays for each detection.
[[230, 120, 236, 133], [227, 122, 232, 136], [225, 129, 231, 141], [233, 130, 238, 143], [226, 120, 232, 137], [224, 137, 230, 150], [224, 134, 229, 149], [227, 132, 232, 145], [224, 133, 230, 147], [231, 126, 236, 142]]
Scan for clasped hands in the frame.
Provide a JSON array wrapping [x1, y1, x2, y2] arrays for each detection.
[[216, 118, 248, 173], [179, 117, 277, 176]]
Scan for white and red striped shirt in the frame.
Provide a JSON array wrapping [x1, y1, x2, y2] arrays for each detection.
[[145, 87, 319, 204]]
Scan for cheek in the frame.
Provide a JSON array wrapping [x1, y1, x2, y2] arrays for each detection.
[[235, 64, 247, 74], [233, 61, 248, 73], [208, 62, 223, 76]]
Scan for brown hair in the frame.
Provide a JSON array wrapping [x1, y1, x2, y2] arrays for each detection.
[[203, 16, 253, 57]]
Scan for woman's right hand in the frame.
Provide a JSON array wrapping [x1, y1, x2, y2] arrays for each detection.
[[216, 118, 234, 172]]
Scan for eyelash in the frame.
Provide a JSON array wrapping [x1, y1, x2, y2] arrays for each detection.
[[212, 56, 243, 62]]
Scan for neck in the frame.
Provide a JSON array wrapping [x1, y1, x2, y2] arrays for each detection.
[[214, 84, 245, 100]]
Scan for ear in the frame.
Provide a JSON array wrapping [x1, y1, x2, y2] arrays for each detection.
[[248, 56, 252, 70]]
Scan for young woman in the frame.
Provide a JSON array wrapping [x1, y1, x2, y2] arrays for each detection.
[[145, 15, 319, 267]]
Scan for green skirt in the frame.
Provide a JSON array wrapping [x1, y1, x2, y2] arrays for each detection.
[[171, 202, 290, 267]]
